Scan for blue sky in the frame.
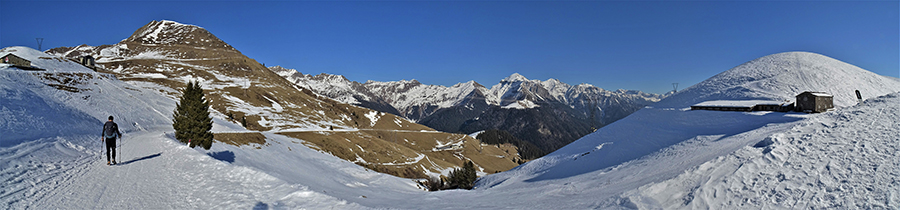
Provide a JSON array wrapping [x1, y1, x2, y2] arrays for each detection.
[[1, 1, 897, 94]]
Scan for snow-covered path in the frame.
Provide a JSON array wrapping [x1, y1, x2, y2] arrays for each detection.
[[2, 130, 361, 209]]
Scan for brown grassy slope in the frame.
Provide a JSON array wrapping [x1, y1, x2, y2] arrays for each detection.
[[213, 132, 267, 148], [278, 130, 520, 179]]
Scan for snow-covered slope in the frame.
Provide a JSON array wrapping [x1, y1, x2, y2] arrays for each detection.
[[1, 46, 174, 145], [623, 93, 900, 209]]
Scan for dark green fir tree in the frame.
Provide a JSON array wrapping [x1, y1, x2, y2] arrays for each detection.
[[448, 161, 478, 189], [173, 81, 214, 149]]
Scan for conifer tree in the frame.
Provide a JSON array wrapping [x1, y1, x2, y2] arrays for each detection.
[[173, 81, 214, 149], [448, 161, 478, 189]]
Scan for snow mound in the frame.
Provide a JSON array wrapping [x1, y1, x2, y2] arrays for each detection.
[[657, 51, 900, 108]]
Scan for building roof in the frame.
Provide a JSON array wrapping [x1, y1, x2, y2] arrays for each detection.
[[692, 100, 788, 108], [1, 53, 24, 59], [799, 91, 833, 97]]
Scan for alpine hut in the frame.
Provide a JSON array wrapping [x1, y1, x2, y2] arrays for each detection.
[[795, 91, 833, 113], [2, 53, 31, 67]]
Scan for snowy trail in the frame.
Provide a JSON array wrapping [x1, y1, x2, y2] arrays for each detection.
[[2, 130, 363, 209]]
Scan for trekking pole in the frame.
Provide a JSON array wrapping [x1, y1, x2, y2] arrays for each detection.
[[119, 134, 123, 163]]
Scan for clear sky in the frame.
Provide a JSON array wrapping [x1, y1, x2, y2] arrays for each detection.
[[2, 1, 897, 94]]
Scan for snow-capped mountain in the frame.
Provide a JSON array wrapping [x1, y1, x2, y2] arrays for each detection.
[[43, 20, 522, 179], [273, 67, 665, 156]]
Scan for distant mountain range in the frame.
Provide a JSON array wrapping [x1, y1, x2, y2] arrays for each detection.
[[272, 67, 666, 157]]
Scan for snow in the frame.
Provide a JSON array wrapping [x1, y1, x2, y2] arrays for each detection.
[[261, 95, 283, 112], [1, 47, 92, 72], [468, 130, 485, 139], [432, 137, 465, 152], [501, 99, 540, 109], [622, 93, 900, 209], [137, 20, 201, 45], [501, 73, 529, 83], [656, 52, 900, 108], [363, 111, 380, 127], [127, 73, 167, 79], [809, 92, 833, 97], [2, 48, 899, 209], [692, 100, 787, 108], [380, 153, 426, 166], [392, 117, 404, 127]]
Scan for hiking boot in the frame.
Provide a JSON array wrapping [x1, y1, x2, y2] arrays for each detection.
[[107, 161, 111, 165], [112, 160, 117, 165]]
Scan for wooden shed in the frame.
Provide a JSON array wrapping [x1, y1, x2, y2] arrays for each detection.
[[691, 100, 792, 112], [795, 91, 833, 113], [753, 102, 794, 112], [2, 53, 31, 67]]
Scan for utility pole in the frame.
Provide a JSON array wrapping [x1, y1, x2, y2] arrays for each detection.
[[35, 38, 44, 51], [672, 83, 679, 93]]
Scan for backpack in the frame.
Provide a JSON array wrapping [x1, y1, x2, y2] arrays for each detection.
[[104, 122, 118, 139]]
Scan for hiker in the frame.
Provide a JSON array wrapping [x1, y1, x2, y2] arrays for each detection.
[[102, 116, 122, 165]]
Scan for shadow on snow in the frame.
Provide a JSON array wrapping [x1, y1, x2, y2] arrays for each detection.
[[207, 151, 235, 163], [118, 152, 162, 165]]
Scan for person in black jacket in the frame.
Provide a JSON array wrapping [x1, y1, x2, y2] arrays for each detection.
[[102, 116, 122, 165]]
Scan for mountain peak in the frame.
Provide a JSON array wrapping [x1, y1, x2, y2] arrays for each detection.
[[502, 73, 529, 82], [123, 20, 233, 50]]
